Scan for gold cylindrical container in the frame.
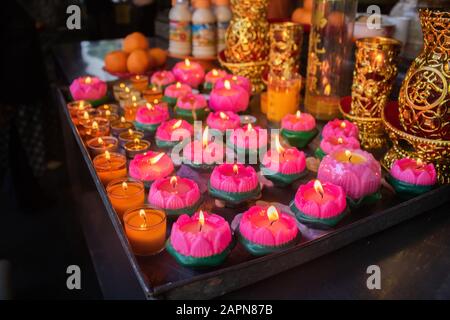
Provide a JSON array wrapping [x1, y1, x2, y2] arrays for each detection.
[[269, 22, 303, 78], [304, 0, 357, 120], [351, 37, 401, 118]]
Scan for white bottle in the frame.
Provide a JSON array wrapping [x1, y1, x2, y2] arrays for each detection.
[[169, 0, 192, 56], [214, 0, 231, 53], [192, 0, 216, 58]]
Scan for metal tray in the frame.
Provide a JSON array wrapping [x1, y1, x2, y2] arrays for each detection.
[[55, 87, 450, 300]]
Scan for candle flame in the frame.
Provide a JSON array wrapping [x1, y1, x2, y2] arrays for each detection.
[[176, 82, 181, 89], [232, 75, 237, 81], [202, 126, 209, 148], [198, 210, 205, 229], [172, 119, 182, 129], [139, 209, 147, 228], [146, 103, 153, 110], [133, 138, 140, 145], [247, 123, 253, 132], [219, 112, 228, 120], [149, 152, 164, 165], [212, 69, 218, 76], [296, 110, 301, 119], [267, 206, 279, 224], [340, 121, 346, 129], [105, 110, 111, 116], [92, 121, 99, 130], [416, 158, 423, 167], [119, 82, 126, 89], [105, 150, 111, 160], [122, 181, 128, 190], [224, 80, 231, 90], [135, 75, 140, 80], [131, 95, 137, 102], [275, 134, 285, 154], [153, 99, 159, 104], [337, 137, 343, 144], [85, 76, 92, 84], [97, 137, 104, 145], [83, 111, 89, 120], [185, 58, 191, 67], [345, 149, 352, 158], [125, 87, 130, 93], [233, 164, 239, 174], [128, 129, 134, 135], [170, 176, 177, 188], [324, 84, 331, 96], [314, 180, 324, 198], [120, 116, 126, 123]]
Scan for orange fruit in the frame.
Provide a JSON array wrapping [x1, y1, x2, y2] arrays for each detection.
[[291, 8, 311, 25], [148, 48, 168, 67], [304, 0, 313, 11], [104, 50, 128, 73], [127, 49, 150, 74], [123, 32, 149, 54]]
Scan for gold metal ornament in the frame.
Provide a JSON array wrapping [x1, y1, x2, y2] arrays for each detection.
[[398, 8, 450, 140], [224, 0, 270, 63], [268, 22, 303, 78], [351, 37, 401, 118]]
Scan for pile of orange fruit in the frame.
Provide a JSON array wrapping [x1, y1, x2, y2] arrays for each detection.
[[104, 32, 168, 74]]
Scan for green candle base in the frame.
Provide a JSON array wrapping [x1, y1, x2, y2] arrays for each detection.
[[237, 231, 301, 256], [280, 128, 318, 149], [314, 146, 327, 160], [290, 201, 349, 229], [163, 197, 202, 217], [387, 175, 434, 198], [166, 238, 234, 268], [346, 190, 382, 209], [162, 95, 178, 108], [174, 107, 209, 123], [260, 166, 306, 187], [155, 138, 179, 149], [208, 183, 261, 205], [133, 121, 160, 134], [201, 82, 214, 94]]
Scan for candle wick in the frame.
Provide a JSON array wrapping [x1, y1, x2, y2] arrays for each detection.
[[270, 220, 276, 226], [199, 224, 202, 232], [348, 155, 352, 163], [319, 191, 324, 199]]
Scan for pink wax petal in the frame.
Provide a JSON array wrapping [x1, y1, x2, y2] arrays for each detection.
[[416, 171, 433, 186], [148, 189, 165, 208], [165, 194, 185, 209], [213, 227, 232, 254], [220, 178, 239, 193], [170, 227, 190, 255], [252, 228, 275, 247], [190, 236, 214, 258]]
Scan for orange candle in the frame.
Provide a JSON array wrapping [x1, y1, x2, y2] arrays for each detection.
[[143, 86, 163, 103], [124, 206, 167, 256], [93, 151, 127, 185], [106, 178, 145, 220], [67, 100, 92, 119], [130, 75, 149, 92]]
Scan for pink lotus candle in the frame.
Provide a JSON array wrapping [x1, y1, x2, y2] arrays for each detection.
[[69, 76, 107, 101], [206, 111, 241, 133], [172, 58, 205, 88], [280, 110, 318, 148], [322, 119, 359, 139], [290, 180, 348, 228], [183, 126, 224, 169], [167, 211, 233, 267], [155, 119, 193, 149], [203, 69, 228, 92], [134, 102, 170, 134], [227, 123, 268, 156], [316, 135, 360, 159], [261, 135, 306, 186], [239, 205, 298, 255], [209, 80, 250, 113], [151, 70, 176, 89], [388, 158, 436, 196], [174, 92, 209, 122], [163, 82, 192, 107], [216, 75, 252, 95], [208, 163, 261, 205], [318, 149, 381, 204], [149, 176, 201, 216], [129, 151, 174, 186]]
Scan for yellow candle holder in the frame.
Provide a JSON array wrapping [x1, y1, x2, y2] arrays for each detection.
[[124, 206, 167, 256], [269, 22, 303, 78], [267, 73, 301, 123], [351, 37, 401, 118]]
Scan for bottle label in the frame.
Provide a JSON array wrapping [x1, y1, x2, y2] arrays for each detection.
[[217, 21, 229, 49], [192, 23, 216, 48], [170, 20, 191, 43]]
